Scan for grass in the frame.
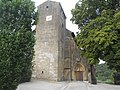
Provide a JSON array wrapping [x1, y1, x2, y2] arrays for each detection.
[[97, 79, 113, 84]]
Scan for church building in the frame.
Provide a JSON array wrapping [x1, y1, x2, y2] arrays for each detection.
[[32, 0, 88, 81]]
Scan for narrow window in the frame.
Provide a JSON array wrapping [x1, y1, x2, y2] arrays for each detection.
[[62, 23, 63, 27], [46, 6, 49, 8]]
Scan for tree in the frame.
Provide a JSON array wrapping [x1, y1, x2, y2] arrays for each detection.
[[105, 11, 120, 72], [71, 0, 120, 84], [95, 64, 113, 83], [0, 0, 37, 89]]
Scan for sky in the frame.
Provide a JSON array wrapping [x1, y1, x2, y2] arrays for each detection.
[[32, 0, 79, 34]]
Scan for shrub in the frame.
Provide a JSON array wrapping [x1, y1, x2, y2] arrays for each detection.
[[113, 73, 120, 85], [0, 29, 21, 90], [0, 0, 37, 89], [95, 64, 113, 84]]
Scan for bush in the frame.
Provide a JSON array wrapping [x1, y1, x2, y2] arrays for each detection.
[[0, 30, 21, 90], [113, 73, 120, 85], [0, 0, 37, 90], [0, 29, 35, 90], [95, 64, 113, 84]]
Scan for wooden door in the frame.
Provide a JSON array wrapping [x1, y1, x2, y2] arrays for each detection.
[[76, 71, 83, 81]]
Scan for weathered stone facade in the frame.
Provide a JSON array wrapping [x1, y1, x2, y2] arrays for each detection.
[[32, 0, 88, 81]]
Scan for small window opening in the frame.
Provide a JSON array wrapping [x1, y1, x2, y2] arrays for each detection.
[[62, 23, 63, 27], [42, 71, 44, 74], [46, 6, 49, 8]]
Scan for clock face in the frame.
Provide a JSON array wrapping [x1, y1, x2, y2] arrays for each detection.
[[46, 15, 52, 21]]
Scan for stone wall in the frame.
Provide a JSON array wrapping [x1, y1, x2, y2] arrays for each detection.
[[63, 30, 88, 81], [33, 1, 58, 81]]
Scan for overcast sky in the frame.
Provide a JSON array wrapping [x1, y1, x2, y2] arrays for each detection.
[[32, 0, 79, 34]]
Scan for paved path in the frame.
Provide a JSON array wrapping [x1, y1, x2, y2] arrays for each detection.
[[17, 79, 120, 90]]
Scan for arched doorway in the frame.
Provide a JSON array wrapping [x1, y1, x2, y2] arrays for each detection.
[[74, 63, 85, 81]]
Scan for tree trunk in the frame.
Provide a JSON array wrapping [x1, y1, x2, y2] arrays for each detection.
[[90, 65, 97, 84]]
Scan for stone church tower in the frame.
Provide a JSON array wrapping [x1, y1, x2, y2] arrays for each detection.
[[32, 0, 88, 81]]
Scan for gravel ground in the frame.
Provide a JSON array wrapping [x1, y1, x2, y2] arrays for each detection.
[[17, 79, 120, 90]]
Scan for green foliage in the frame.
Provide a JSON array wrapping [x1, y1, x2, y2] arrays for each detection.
[[0, 0, 37, 90], [71, 0, 120, 69], [113, 72, 120, 85], [0, 0, 37, 31], [77, 16, 118, 65], [103, 10, 120, 72], [95, 64, 113, 84], [71, 0, 107, 28]]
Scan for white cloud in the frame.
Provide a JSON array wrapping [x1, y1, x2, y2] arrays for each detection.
[[32, 0, 79, 34]]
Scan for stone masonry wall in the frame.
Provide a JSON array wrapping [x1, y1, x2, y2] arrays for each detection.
[[32, 1, 66, 81]]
